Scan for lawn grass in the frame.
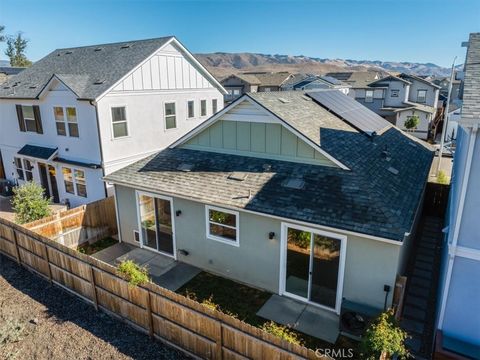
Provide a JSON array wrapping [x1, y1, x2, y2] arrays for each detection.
[[77, 237, 118, 255], [177, 271, 359, 351]]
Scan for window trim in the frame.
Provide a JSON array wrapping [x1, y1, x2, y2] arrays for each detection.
[[186, 100, 195, 119], [110, 105, 130, 139], [205, 205, 240, 247], [417, 89, 427, 103], [62, 166, 87, 197], [53, 106, 79, 138], [22, 105, 37, 132], [164, 101, 177, 130], [14, 157, 25, 181]]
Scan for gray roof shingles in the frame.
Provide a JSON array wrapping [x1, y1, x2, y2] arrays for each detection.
[[0, 37, 174, 100], [105, 90, 433, 241], [462, 33, 480, 122]]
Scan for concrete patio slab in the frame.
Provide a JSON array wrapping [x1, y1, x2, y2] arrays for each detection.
[[116, 248, 157, 265], [92, 242, 136, 264], [296, 305, 340, 344], [256, 294, 306, 326], [143, 255, 176, 277], [154, 262, 202, 291]]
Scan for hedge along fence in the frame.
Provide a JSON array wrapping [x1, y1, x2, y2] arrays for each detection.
[[0, 217, 326, 360], [24, 197, 117, 248]]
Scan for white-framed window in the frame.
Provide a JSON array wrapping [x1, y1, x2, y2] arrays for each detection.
[[111, 106, 128, 138], [200, 100, 207, 117], [365, 90, 374, 103], [187, 100, 195, 119], [22, 105, 37, 132], [62, 167, 87, 197], [14, 157, 24, 180], [233, 89, 241, 95], [23, 159, 33, 181], [165, 102, 176, 129], [212, 99, 218, 114], [391, 89, 399, 97], [205, 205, 239, 246], [54, 106, 78, 137], [417, 90, 427, 103]]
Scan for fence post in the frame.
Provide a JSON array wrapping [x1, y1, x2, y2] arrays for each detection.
[[12, 229, 21, 264], [146, 290, 154, 338], [89, 265, 99, 311], [43, 243, 53, 283]]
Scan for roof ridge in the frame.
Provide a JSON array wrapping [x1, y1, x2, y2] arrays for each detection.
[[55, 36, 175, 51]]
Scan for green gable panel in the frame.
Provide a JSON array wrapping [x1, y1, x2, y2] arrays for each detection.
[[265, 123, 281, 154], [209, 121, 223, 148], [223, 120, 237, 149], [281, 127, 297, 156], [198, 129, 210, 146], [297, 140, 315, 159], [237, 122, 251, 151], [251, 123, 266, 153]]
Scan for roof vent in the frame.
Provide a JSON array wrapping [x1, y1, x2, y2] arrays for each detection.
[[228, 172, 248, 181], [408, 142, 417, 147], [94, 47, 103, 52], [120, 44, 131, 49], [282, 178, 305, 190], [278, 97, 290, 104], [93, 79, 105, 85], [301, 95, 312, 101], [387, 167, 399, 175], [262, 163, 272, 172], [28, 85, 37, 89], [177, 163, 194, 172], [65, 51, 73, 54]]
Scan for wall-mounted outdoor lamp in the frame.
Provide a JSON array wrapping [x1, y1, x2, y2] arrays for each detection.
[[383, 284, 391, 310], [268, 232, 275, 240], [176, 210, 182, 217], [178, 249, 189, 256]]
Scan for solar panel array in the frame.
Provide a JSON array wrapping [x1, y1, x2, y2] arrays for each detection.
[[306, 90, 390, 136]]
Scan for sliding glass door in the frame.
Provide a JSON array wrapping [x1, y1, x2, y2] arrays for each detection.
[[283, 224, 345, 312], [138, 193, 175, 257]]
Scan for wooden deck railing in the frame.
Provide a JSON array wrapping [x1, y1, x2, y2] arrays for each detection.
[[0, 216, 325, 359]]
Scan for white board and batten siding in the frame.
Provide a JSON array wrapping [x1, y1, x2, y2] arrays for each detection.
[[97, 42, 224, 175], [181, 100, 336, 167]]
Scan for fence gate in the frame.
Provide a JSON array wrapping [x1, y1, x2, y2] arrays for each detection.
[[424, 182, 450, 217]]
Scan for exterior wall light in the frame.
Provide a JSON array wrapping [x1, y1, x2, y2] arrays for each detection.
[[176, 210, 182, 217], [268, 232, 275, 240]]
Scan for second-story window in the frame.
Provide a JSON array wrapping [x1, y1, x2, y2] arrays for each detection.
[[16, 105, 43, 134], [111, 106, 128, 138], [187, 100, 195, 119], [365, 90, 374, 103], [201, 100, 207, 116], [22, 106, 37, 132], [54, 107, 78, 137], [212, 99, 218, 114], [165, 102, 176, 129], [417, 90, 427, 103]]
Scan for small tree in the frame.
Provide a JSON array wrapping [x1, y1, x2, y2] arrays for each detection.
[[404, 115, 420, 130], [5, 33, 32, 67], [11, 182, 51, 224], [361, 309, 409, 360], [0, 25, 5, 42]]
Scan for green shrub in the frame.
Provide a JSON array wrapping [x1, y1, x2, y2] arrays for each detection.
[[437, 170, 450, 185], [11, 181, 51, 224], [261, 321, 303, 346], [404, 115, 420, 130], [117, 260, 149, 286], [361, 309, 409, 359]]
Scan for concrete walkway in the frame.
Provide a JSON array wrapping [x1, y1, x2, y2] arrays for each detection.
[[256, 294, 340, 343], [401, 216, 444, 359], [92, 243, 201, 291]]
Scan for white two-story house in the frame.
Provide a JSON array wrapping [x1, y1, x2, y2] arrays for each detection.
[[353, 74, 440, 140], [0, 37, 226, 207]]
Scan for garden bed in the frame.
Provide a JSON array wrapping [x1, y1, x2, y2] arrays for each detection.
[[77, 237, 118, 255]]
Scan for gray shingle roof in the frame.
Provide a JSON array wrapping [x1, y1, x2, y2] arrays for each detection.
[[0, 37, 174, 100], [105, 90, 433, 241], [242, 72, 292, 87], [462, 33, 480, 123]]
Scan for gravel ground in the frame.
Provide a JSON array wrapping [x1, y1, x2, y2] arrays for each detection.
[[0, 254, 190, 360]]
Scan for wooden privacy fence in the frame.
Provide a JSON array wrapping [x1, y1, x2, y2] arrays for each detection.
[[424, 182, 450, 217], [24, 197, 117, 248], [0, 217, 324, 360]]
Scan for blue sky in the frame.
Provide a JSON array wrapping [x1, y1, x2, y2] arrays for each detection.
[[1, 0, 479, 67]]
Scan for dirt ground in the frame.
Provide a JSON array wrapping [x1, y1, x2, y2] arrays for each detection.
[[0, 254, 190, 360]]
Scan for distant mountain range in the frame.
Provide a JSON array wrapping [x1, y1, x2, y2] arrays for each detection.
[[195, 52, 461, 79], [0, 60, 10, 67]]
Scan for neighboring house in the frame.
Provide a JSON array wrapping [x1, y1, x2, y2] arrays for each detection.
[[0, 66, 25, 84], [282, 75, 351, 94], [0, 37, 226, 207], [325, 71, 384, 87], [432, 73, 462, 103], [353, 74, 441, 140], [435, 33, 480, 359], [220, 71, 293, 103], [105, 90, 432, 320]]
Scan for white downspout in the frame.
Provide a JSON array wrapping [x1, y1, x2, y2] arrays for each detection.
[[438, 124, 478, 329]]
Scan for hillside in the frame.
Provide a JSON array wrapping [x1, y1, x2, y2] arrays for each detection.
[[195, 52, 458, 79]]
